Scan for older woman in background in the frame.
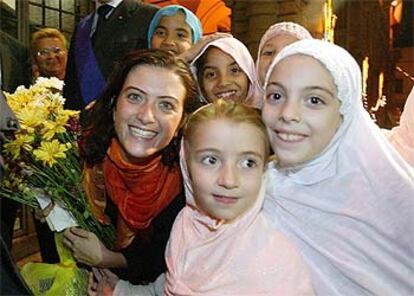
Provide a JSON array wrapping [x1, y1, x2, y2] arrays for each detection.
[[31, 28, 68, 80]]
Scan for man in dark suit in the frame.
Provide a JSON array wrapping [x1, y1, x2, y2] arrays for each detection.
[[0, 31, 31, 250], [63, 0, 158, 110]]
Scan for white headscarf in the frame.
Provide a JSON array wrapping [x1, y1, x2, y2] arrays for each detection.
[[190, 37, 262, 108], [255, 22, 312, 100], [163, 139, 314, 295], [263, 39, 414, 295], [387, 86, 414, 166], [256, 21, 312, 72]]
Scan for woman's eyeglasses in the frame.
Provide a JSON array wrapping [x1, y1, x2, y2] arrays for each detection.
[[36, 47, 65, 57]]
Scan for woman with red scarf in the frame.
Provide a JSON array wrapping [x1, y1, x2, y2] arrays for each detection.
[[63, 49, 200, 284]]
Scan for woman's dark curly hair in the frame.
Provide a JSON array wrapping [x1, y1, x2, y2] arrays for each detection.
[[81, 49, 201, 166]]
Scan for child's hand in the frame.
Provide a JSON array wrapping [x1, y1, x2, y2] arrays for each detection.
[[63, 227, 106, 266], [33, 200, 54, 222], [85, 100, 96, 111], [88, 267, 119, 296]]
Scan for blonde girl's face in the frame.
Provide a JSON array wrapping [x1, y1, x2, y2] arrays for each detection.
[[187, 118, 267, 222], [151, 11, 193, 55], [258, 34, 299, 85], [262, 54, 342, 168], [200, 47, 249, 103]]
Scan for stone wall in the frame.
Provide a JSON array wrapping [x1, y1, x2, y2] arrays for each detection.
[[226, 0, 324, 58], [226, 0, 407, 127]]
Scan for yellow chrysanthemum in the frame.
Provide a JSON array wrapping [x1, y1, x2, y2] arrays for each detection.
[[33, 139, 69, 167], [5, 91, 33, 111], [42, 93, 64, 113], [61, 109, 79, 118], [41, 118, 67, 140], [17, 107, 46, 134], [3, 134, 35, 159], [55, 112, 71, 124]]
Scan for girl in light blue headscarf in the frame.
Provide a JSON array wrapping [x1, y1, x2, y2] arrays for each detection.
[[147, 5, 203, 56]]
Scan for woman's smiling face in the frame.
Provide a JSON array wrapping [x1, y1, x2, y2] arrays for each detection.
[[113, 65, 186, 162]]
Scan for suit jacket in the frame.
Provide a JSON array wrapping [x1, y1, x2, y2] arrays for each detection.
[[0, 31, 31, 93], [63, 0, 158, 110]]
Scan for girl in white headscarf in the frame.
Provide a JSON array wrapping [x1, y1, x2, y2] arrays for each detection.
[[256, 22, 312, 87], [190, 37, 262, 108], [262, 39, 414, 295]]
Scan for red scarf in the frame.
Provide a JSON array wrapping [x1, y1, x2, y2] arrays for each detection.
[[103, 139, 182, 249]]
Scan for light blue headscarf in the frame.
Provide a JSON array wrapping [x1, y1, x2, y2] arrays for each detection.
[[147, 5, 203, 47]]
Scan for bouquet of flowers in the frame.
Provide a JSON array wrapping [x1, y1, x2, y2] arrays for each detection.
[[1, 77, 115, 295], [0, 77, 114, 245]]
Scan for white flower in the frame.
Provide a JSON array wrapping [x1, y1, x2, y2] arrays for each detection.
[[15, 85, 27, 92], [50, 92, 66, 104], [32, 94, 46, 107], [35, 77, 65, 91]]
